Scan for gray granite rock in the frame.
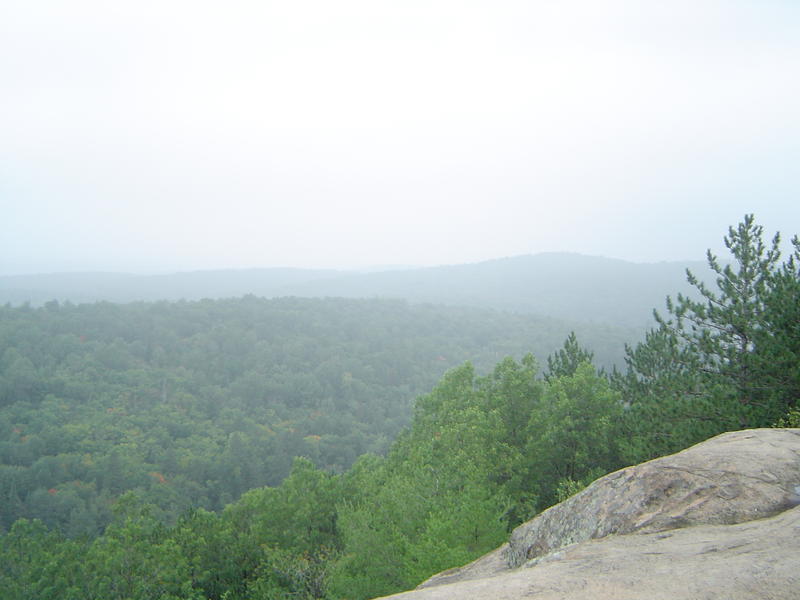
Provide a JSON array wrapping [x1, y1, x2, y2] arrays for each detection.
[[383, 504, 800, 600], [385, 428, 800, 600], [507, 428, 800, 567]]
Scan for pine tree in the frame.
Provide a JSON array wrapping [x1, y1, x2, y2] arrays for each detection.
[[752, 234, 800, 414], [544, 332, 596, 382], [658, 214, 781, 407], [616, 215, 799, 462]]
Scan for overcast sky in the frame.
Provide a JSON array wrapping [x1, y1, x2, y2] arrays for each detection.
[[2, 1, 798, 275]]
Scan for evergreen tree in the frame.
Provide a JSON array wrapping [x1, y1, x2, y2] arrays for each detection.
[[544, 332, 596, 381], [660, 215, 781, 406], [616, 215, 799, 462], [753, 234, 800, 413]]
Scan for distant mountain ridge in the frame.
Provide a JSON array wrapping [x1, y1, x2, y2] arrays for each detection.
[[0, 268, 342, 306], [0, 253, 709, 328]]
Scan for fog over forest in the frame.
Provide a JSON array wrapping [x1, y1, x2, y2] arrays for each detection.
[[2, 3, 799, 600]]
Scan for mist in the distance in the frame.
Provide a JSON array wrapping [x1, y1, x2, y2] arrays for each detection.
[[2, 1, 798, 275]]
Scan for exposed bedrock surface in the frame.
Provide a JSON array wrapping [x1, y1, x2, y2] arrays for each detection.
[[379, 429, 800, 600]]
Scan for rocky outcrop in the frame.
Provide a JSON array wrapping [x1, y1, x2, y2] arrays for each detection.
[[505, 427, 800, 567], [378, 428, 800, 600]]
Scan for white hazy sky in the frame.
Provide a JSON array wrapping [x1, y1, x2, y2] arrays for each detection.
[[2, 1, 798, 274]]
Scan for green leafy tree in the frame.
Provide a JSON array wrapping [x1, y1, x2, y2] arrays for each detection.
[[170, 508, 236, 600], [525, 363, 623, 508], [481, 354, 543, 452], [223, 457, 341, 557], [245, 546, 334, 600], [85, 493, 200, 600], [330, 363, 523, 599], [0, 519, 87, 600], [478, 355, 542, 524]]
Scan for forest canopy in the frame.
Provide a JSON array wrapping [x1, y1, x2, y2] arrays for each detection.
[[0, 295, 630, 535], [0, 215, 797, 600]]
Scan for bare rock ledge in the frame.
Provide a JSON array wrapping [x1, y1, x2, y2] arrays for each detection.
[[377, 428, 800, 600]]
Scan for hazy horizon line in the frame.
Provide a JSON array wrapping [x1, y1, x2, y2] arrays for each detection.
[[0, 250, 710, 279]]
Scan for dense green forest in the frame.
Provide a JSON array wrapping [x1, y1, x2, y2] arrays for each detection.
[[1, 216, 797, 599], [0, 296, 631, 536]]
